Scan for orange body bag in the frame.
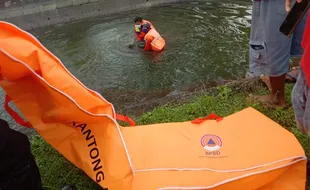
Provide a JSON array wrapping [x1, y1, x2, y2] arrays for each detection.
[[144, 28, 166, 51], [0, 21, 307, 190]]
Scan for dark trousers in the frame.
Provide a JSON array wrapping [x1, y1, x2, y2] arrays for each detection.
[[0, 119, 43, 190]]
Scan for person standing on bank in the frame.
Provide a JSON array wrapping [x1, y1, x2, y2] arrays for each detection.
[[248, 0, 308, 107], [289, 0, 310, 136]]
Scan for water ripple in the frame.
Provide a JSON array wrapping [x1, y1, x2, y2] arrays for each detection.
[[29, 0, 251, 101]]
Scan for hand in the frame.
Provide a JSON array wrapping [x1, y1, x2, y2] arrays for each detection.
[[286, 0, 303, 12]]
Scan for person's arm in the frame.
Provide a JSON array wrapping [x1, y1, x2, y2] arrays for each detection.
[[286, 0, 302, 12], [135, 32, 143, 41]]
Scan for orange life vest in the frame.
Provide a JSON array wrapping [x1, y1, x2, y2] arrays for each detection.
[[144, 28, 166, 51], [142, 20, 154, 29]]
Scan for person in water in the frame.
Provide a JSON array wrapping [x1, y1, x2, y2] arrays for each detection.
[[140, 23, 166, 52], [0, 118, 77, 190], [134, 16, 154, 41]]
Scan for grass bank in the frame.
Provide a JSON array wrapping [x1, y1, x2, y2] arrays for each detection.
[[30, 81, 310, 190]]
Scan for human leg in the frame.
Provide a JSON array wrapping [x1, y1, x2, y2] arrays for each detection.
[[0, 119, 79, 190], [249, 0, 293, 106], [259, 4, 308, 95], [290, 9, 308, 59], [0, 119, 44, 190], [292, 67, 310, 136], [267, 7, 308, 105], [269, 74, 287, 106]]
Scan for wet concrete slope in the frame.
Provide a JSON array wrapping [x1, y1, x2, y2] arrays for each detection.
[[0, 0, 182, 30]]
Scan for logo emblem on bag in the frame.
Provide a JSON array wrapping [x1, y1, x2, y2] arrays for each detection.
[[201, 134, 222, 151]]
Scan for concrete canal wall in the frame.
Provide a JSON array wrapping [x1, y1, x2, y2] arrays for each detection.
[[0, 0, 182, 30]]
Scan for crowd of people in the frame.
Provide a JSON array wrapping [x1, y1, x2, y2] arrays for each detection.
[[1, 0, 310, 189]]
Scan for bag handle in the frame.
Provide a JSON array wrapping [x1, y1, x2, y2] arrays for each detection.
[[5, 95, 136, 127], [4, 95, 33, 128], [191, 113, 223, 124], [116, 114, 136, 126]]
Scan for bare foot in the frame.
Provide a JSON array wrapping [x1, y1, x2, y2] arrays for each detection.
[[248, 94, 286, 108], [286, 69, 299, 82], [260, 75, 272, 92], [261, 69, 300, 92]]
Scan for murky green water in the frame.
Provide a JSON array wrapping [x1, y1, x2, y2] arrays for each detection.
[[32, 0, 251, 95], [1, 0, 253, 132]]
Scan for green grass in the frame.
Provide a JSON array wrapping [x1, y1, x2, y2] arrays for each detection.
[[30, 82, 310, 190]]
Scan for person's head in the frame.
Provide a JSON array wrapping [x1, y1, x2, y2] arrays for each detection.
[[134, 17, 143, 25], [134, 17, 143, 33], [141, 23, 151, 33]]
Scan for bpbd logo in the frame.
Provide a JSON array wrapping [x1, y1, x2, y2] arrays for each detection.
[[201, 134, 222, 156]]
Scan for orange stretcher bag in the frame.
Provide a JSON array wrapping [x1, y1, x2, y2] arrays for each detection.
[[0, 21, 307, 190]]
